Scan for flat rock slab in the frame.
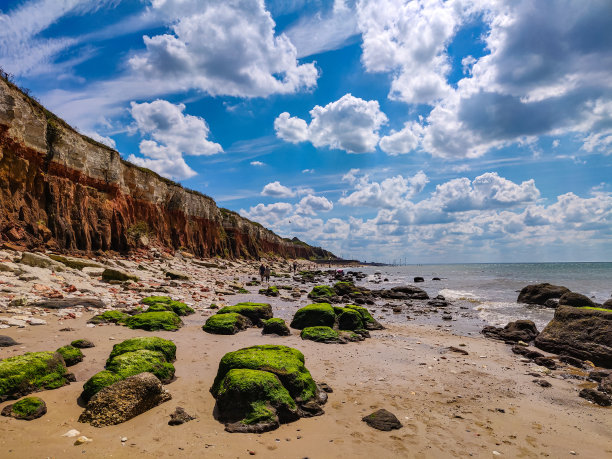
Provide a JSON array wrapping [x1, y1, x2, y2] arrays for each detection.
[[362, 409, 403, 431], [34, 298, 107, 309]]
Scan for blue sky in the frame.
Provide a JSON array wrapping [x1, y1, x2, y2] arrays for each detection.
[[1, 0, 611, 263]]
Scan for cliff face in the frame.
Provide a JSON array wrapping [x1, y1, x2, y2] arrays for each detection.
[[0, 78, 334, 259]]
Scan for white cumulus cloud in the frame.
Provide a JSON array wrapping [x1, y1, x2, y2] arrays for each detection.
[[295, 195, 334, 215], [261, 181, 296, 197]]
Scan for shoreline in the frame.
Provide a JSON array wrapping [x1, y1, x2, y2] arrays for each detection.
[[0, 250, 611, 458]]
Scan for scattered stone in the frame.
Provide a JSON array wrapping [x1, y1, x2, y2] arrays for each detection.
[[62, 429, 80, 437], [291, 303, 336, 329], [533, 357, 557, 370], [0, 336, 19, 347], [301, 326, 341, 343], [559, 355, 585, 368], [598, 374, 612, 394], [71, 339, 95, 349], [79, 372, 172, 427], [482, 320, 539, 342], [533, 379, 551, 388], [74, 436, 93, 445], [27, 318, 46, 325], [578, 388, 612, 406], [19, 252, 65, 271], [362, 409, 403, 431], [1, 396, 47, 420], [125, 311, 183, 331], [168, 406, 196, 426]]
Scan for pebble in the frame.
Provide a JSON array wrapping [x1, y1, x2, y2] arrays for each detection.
[[121, 437, 128, 442], [74, 436, 92, 445], [62, 429, 80, 437], [492, 451, 501, 456]]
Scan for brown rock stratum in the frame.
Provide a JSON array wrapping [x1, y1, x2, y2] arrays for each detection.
[[0, 77, 333, 259]]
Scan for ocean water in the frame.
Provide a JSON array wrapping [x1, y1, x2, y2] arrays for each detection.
[[354, 263, 612, 330]]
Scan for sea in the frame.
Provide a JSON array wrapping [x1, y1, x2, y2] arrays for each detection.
[[353, 262, 612, 331]]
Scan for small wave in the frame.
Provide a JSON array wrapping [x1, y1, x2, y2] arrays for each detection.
[[476, 301, 553, 330], [439, 289, 479, 301]]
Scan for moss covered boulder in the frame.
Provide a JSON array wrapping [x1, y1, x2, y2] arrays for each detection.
[[82, 371, 123, 401], [102, 268, 138, 282], [88, 310, 129, 325], [345, 305, 384, 330], [71, 339, 95, 349], [107, 337, 176, 364], [217, 302, 273, 325], [203, 313, 251, 335], [125, 311, 182, 331], [307, 285, 335, 300], [290, 303, 335, 329], [106, 350, 175, 382], [300, 326, 340, 343], [141, 296, 195, 316], [56, 345, 84, 366], [259, 286, 279, 297], [262, 318, 290, 336], [335, 308, 364, 331], [210, 345, 326, 433], [1, 396, 47, 420], [0, 352, 69, 400]]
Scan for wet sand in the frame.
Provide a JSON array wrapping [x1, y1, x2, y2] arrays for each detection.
[[0, 254, 611, 458]]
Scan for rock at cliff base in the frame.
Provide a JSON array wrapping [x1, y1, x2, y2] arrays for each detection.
[[101, 268, 139, 282], [210, 345, 325, 433], [79, 372, 171, 427], [262, 318, 290, 336], [1, 396, 47, 420], [362, 409, 403, 431], [217, 302, 273, 325], [535, 306, 612, 368], [0, 351, 69, 400], [0, 336, 19, 347], [56, 345, 84, 366], [165, 271, 190, 281], [19, 252, 65, 271], [35, 298, 106, 309], [168, 406, 196, 426], [558, 292, 597, 308], [203, 313, 252, 335], [125, 311, 182, 331], [290, 303, 335, 329], [482, 320, 539, 342], [517, 283, 571, 305]]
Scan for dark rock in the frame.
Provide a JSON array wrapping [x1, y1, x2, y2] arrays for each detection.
[[602, 299, 612, 310], [534, 306, 612, 368], [533, 379, 551, 388], [79, 372, 171, 427], [362, 409, 403, 431], [432, 277, 441, 281], [447, 346, 469, 355], [71, 339, 95, 349], [544, 298, 559, 308], [318, 382, 333, 393], [374, 286, 429, 300], [413, 277, 424, 283], [559, 355, 585, 368], [482, 320, 539, 342], [168, 406, 196, 425], [578, 388, 611, 407], [442, 314, 452, 321], [33, 298, 106, 309], [517, 283, 570, 305], [262, 318, 291, 336], [1, 397, 47, 420], [599, 374, 612, 394], [102, 268, 138, 282], [558, 292, 596, 308], [428, 299, 449, 307], [0, 336, 19, 347], [533, 357, 557, 369], [588, 370, 611, 382]]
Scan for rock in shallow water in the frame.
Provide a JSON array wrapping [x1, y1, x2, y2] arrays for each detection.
[[362, 409, 403, 431], [482, 320, 539, 343], [79, 372, 171, 427], [517, 283, 570, 305]]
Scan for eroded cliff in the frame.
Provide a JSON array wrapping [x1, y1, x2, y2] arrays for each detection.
[[0, 77, 334, 259]]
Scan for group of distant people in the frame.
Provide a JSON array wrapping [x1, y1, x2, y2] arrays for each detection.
[[259, 260, 299, 283]]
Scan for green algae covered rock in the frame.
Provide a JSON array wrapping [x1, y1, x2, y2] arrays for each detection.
[[56, 345, 84, 366], [215, 369, 298, 432], [345, 305, 383, 330], [82, 370, 123, 401], [262, 318, 290, 336], [333, 281, 355, 296], [1, 396, 47, 420], [336, 308, 364, 331], [106, 350, 175, 382], [211, 345, 326, 433], [259, 286, 280, 297], [307, 285, 335, 300], [290, 303, 335, 329], [107, 337, 176, 364], [203, 313, 251, 335], [217, 302, 273, 325], [141, 296, 195, 316], [125, 311, 182, 331], [300, 326, 340, 343], [71, 339, 95, 349], [88, 310, 129, 325], [102, 268, 138, 282], [0, 352, 69, 400]]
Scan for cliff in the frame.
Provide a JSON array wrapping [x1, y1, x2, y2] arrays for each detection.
[[0, 76, 335, 260]]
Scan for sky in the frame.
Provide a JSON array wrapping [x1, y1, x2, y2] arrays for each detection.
[[1, 0, 611, 263]]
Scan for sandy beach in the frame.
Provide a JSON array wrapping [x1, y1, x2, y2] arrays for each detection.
[[0, 251, 611, 458]]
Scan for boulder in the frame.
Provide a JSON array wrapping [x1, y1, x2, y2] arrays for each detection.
[[168, 406, 196, 426], [210, 345, 326, 432], [307, 285, 335, 300], [56, 345, 84, 366], [0, 351, 69, 400], [535, 306, 612, 368], [258, 286, 280, 297], [125, 311, 182, 331], [345, 305, 384, 330], [558, 292, 596, 308], [362, 409, 403, 431], [141, 296, 194, 316], [413, 277, 424, 283], [578, 388, 611, 407], [165, 271, 190, 281], [517, 283, 570, 305], [603, 299, 612, 310], [88, 310, 129, 324], [217, 302, 273, 325], [202, 313, 251, 335], [262, 318, 290, 336], [107, 337, 176, 364], [0, 336, 19, 347], [101, 268, 138, 282], [482, 320, 539, 342], [300, 326, 341, 343], [34, 298, 106, 309], [1, 396, 47, 420], [375, 286, 429, 300], [71, 339, 95, 349], [336, 308, 364, 331], [79, 372, 171, 427], [19, 252, 64, 271], [290, 303, 335, 329], [598, 374, 612, 394]]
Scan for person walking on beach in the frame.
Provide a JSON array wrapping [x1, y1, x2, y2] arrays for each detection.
[[293, 261, 297, 273], [259, 264, 265, 282], [264, 265, 271, 284]]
